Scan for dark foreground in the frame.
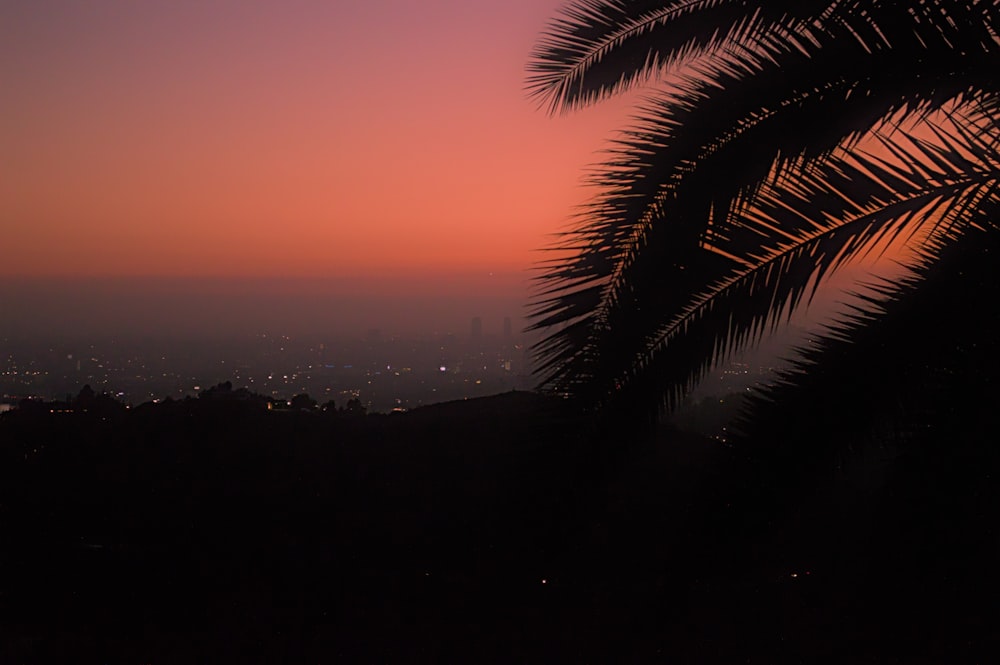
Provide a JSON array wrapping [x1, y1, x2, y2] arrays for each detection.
[[1, 392, 997, 663]]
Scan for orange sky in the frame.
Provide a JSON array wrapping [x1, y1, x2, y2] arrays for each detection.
[[2, 1, 637, 284]]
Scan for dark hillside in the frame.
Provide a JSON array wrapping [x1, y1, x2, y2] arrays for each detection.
[[1, 390, 997, 662]]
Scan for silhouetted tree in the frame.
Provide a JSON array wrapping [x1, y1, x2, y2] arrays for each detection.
[[527, 1, 1000, 422], [74, 384, 96, 410], [199, 381, 233, 399], [290, 393, 318, 411], [345, 397, 366, 416]]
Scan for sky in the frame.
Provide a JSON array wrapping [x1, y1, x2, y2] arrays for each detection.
[[1, 1, 906, 339], [2, 1, 634, 282]]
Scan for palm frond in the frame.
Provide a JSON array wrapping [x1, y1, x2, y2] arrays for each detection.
[[527, 1, 1000, 113], [527, 0, 837, 113], [530, 4, 1000, 403], [539, 108, 1000, 418], [622, 143, 1000, 416], [528, 1, 1000, 426], [733, 202, 1000, 458]]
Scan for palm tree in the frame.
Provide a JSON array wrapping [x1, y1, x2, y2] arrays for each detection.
[[526, 0, 1000, 424]]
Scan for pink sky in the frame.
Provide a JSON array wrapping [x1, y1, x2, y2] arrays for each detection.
[[2, 1, 635, 286], [1, 0, 914, 343]]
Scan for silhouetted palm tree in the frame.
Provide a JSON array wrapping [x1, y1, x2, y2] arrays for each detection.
[[527, 0, 1000, 422]]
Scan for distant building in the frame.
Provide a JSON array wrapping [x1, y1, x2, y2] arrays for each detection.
[[470, 317, 482, 341]]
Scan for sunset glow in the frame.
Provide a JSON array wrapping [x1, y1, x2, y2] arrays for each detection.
[[2, 1, 635, 285]]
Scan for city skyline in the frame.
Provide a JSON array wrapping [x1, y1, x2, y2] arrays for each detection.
[[0, 323, 535, 412]]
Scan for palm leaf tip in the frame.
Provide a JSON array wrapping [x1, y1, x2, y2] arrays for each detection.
[[526, 0, 761, 113]]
